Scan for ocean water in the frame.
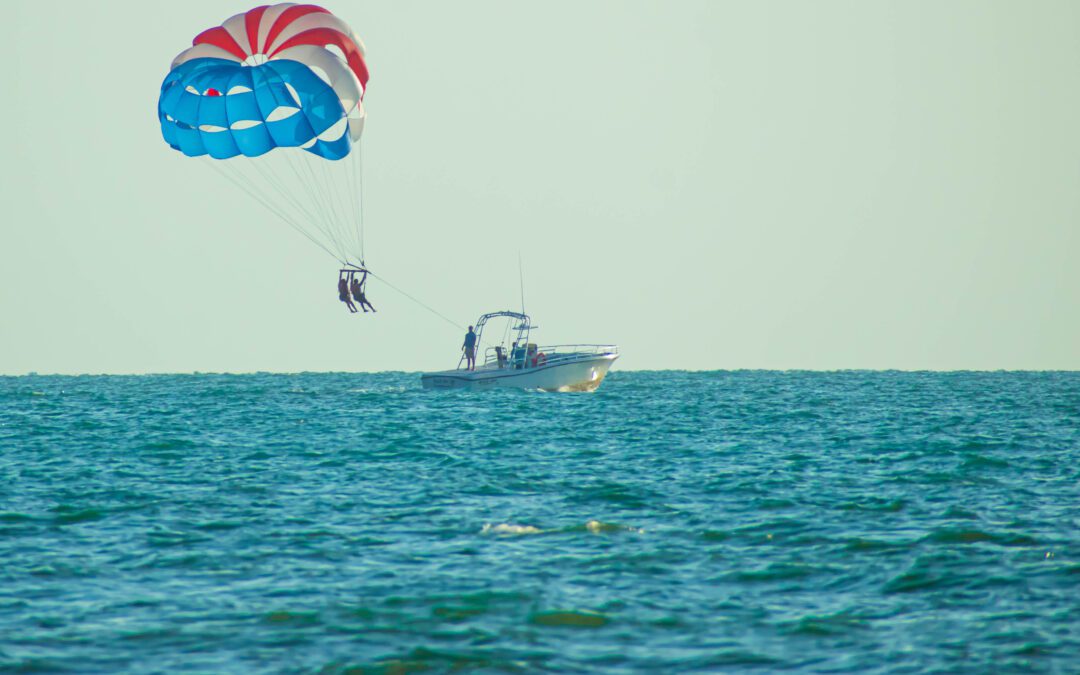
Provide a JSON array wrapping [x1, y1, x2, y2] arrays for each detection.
[[1, 371, 1079, 674]]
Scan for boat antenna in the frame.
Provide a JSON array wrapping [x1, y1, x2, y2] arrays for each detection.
[[518, 252, 526, 315]]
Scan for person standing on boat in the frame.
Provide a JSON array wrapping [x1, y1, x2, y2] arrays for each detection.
[[463, 326, 477, 370]]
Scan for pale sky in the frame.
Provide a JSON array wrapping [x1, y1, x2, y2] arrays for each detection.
[[2, 1, 1078, 374]]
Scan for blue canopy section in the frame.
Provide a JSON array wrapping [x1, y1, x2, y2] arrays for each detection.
[[158, 58, 351, 161]]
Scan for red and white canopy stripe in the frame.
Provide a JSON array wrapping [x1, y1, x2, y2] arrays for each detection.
[[170, 4, 369, 138]]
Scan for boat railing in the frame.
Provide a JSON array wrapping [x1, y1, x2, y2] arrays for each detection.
[[481, 344, 618, 369]]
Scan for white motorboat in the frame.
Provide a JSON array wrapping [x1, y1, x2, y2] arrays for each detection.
[[420, 311, 619, 392]]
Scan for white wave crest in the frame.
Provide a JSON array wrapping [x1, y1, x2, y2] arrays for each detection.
[[482, 523, 542, 536]]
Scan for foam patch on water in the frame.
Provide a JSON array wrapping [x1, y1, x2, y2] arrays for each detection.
[[481, 520, 645, 536], [347, 386, 409, 394], [584, 519, 645, 534], [482, 523, 542, 535]]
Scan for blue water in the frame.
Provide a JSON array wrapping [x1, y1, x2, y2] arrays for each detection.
[[2, 371, 1079, 673]]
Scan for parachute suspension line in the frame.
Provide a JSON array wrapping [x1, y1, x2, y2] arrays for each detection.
[[305, 151, 353, 264], [203, 158, 344, 264], [294, 149, 353, 264], [276, 160, 346, 263], [316, 156, 351, 261], [291, 149, 354, 264], [341, 150, 364, 269], [213, 160, 344, 265], [344, 143, 361, 266], [280, 150, 342, 258], [341, 140, 361, 266], [341, 149, 363, 268], [367, 271, 468, 333], [344, 146, 357, 258], [211, 160, 316, 247], [247, 156, 344, 260], [210, 149, 345, 266], [321, 153, 361, 267], [257, 155, 327, 236], [280, 151, 343, 260], [356, 144, 365, 266]]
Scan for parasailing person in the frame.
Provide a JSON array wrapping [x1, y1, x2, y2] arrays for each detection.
[[338, 274, 358, 313], [350, 270, 376, 313]]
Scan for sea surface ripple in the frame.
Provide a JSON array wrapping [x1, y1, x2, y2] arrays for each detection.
[[1, 371, 1079, 673]]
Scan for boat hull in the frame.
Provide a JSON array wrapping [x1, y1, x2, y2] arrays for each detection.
[[421, 354, 618, 392]]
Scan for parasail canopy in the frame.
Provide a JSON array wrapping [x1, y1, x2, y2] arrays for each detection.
[[160, 3, 369, 161], [158, 4, 372, 267]]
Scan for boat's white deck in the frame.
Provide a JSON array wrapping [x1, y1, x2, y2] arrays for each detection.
[[422, 350, 618, 391], [424, 348, 618, 379]]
